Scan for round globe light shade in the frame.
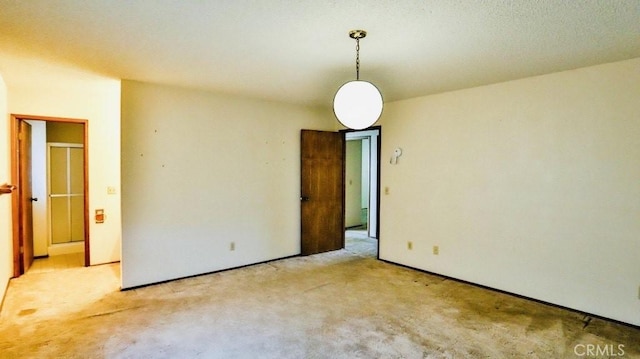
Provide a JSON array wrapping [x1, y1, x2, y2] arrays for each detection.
[[333, 80, 383, 130]]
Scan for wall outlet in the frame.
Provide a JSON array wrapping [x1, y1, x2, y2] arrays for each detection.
[[384, 187, 390, 195], [407, 241, 413, 250], [230, 242, 235, 251], [107, 186, 117, 195], [433, 245, 439, 255]]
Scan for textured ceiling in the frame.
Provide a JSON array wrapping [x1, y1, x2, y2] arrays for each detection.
[[0, 0, 639, 107]]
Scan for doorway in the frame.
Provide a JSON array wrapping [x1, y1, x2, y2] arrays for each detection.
[[299, 127, 381, 258], [11, 115, 89, 277], [345, 128, 380, 257]]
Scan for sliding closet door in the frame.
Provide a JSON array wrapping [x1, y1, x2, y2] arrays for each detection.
[[49, 144, 85, 245]]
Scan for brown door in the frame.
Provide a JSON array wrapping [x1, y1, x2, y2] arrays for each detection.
[[300, 130, 345, 255], [19, 121, 34, 273]]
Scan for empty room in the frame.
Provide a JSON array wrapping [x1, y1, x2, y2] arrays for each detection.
[[0, 1, 639, 358]]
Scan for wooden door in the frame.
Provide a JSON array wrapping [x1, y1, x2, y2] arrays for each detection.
[[300, 130, 345, 255], [19, 121, 34, 273]]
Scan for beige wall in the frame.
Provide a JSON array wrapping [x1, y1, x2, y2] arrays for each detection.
[[0, 74, 11, 302], [121, 80, 333, 288], [379, 58, 640, 326], [0, 54, 122, 267], [47, 122, 84, 144]]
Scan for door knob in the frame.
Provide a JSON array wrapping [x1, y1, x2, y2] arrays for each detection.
[[300, 196, 310, 202], [30, 197, 38, 202]]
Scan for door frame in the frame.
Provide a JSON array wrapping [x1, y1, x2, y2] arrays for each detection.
[[343, 126, 382, 238], [11, 114, 90, 277], [341, 126, 382, 258]]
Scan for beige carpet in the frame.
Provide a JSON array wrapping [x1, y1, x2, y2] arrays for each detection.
[[1, 234, 638, 358]]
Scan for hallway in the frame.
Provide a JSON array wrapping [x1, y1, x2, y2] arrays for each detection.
[[28, 252, 84, 274]]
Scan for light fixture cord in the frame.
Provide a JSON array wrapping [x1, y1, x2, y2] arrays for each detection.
[[355, 37, 360, 80]]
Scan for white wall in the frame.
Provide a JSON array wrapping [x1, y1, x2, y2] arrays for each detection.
[[0, 54, 122, 266], [379, 58, 640, 326], [121, 80, 333, 288], [365, 131, 379, 238], [25, 120, 47, 257], [361, 138, 370, 211], [0, 73, 12, 303], [345, 140, 363, 227]]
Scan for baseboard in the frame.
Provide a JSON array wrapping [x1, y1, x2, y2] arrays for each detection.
[[346, 225, 367, 230], [379, 258, 640, 330], [48, 241, 84, 256], [121, 254, 300, 291], [0, 276, 10, 313]]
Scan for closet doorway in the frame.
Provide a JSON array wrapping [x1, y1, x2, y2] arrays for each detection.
[[11, 115, 89, 277], [48, 143, 85, 251]]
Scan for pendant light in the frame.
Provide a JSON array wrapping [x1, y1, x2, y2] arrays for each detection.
[[333, 30, 383, 130]]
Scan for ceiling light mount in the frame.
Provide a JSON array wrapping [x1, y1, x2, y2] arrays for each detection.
[[333, 29, 383, 130], [348, 30, 367, 40]]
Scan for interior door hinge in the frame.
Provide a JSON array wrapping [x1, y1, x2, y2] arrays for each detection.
[[19, 246, 24, 254], [18, 132, 24, 141]]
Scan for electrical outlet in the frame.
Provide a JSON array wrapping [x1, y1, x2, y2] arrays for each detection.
[[107, 186, 117, 195], [407, 241, 413, 250], [230, 242, 235, 251], [384, 187, 390, 195], [95, 209, 105, 224], [433, 245, 439, 255]]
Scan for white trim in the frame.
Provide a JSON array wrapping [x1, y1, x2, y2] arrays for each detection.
[[346, 129, 380, 238]]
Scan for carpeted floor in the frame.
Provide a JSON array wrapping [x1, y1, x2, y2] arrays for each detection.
[[1, 232, 638, 358]]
